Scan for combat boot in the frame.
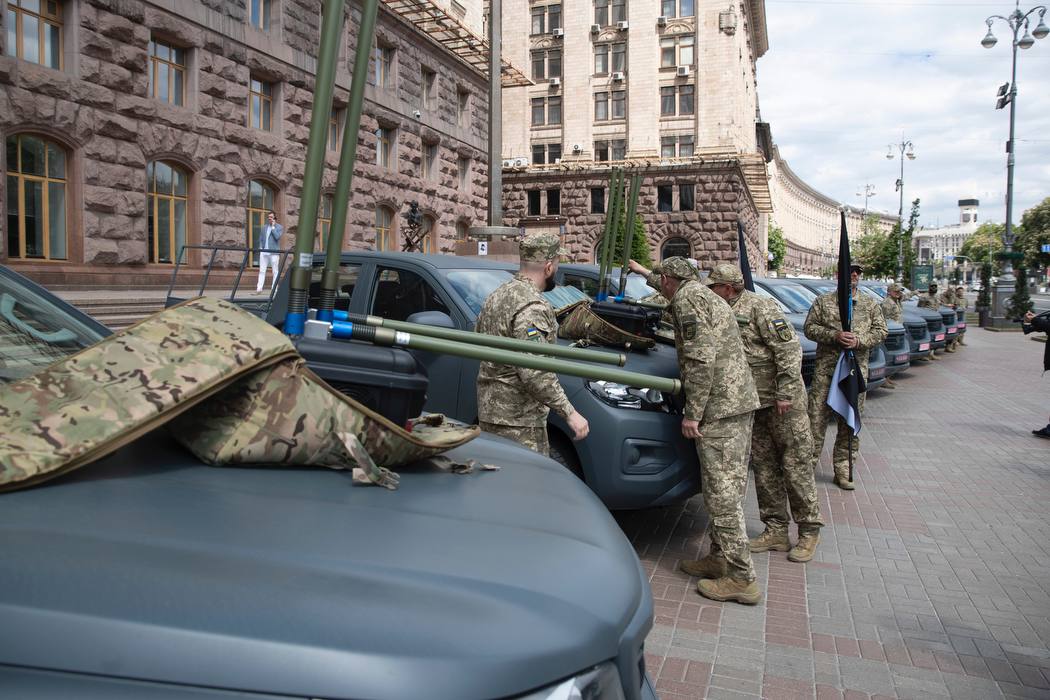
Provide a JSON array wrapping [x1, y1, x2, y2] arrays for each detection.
[[788, 533, 821, 563], [834, 473, 855, 490], [883, 377, 896, 388], [697, 577, 763, 605], [748, 529, 790, 552], [945, 345, 956, 353], [679, 554, 728, 579]]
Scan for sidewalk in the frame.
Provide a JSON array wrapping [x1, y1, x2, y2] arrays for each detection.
[[618, 329, 1050, 699]]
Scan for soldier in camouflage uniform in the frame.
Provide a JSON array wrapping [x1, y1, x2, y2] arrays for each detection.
[[705, 264, 823, 563], [917, 283, 940, 310], [955, 286, 968, 346], [939, 286, 960, 352], [659, 257, 763, 605], [804, 265, 888, 490], [475, 232, 590, 456]]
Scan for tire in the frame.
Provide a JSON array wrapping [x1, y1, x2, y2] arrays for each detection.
[[547, 431, 585, 481]]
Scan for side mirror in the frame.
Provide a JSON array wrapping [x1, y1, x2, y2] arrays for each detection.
[[406, 310, 456, 329]]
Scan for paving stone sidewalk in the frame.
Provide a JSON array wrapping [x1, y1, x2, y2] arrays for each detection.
[[617, 329, 1050, 700]]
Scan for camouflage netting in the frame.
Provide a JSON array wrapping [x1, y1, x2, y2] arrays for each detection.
[[0, 297, 478, 492], [557, 301, 655, 350]]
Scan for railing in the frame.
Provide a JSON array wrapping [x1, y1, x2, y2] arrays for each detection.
[[165, 244, 293, 318]]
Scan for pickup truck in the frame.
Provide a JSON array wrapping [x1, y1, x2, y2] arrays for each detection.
[[172, 251, 702, 511], [0, 263, 657, 700]]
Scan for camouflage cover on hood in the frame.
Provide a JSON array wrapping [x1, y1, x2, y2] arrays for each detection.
[[558, 301, 655, 350]]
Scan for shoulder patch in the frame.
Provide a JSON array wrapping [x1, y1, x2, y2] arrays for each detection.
[[525, 326, 543, 341], [681, 313, 698, 340], [771, 317, 793, 342]]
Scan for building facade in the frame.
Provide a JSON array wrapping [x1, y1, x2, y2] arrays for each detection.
[[1, 0, 497, 287], [913, 199, 979, 267], [497, 0, 772, 269], [768, 146, 898, 276]]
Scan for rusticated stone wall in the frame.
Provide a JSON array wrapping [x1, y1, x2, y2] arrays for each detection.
[[0, 0, 490, 287]]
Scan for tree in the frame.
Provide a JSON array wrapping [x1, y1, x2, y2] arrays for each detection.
[[884, 199, 920, 282], [1015, 196, 1050, 271], [1006, 266, 1033, 319], [977, 263, 992, 310], [597, 213, 652, 269], [959, 222, 1006, 270], [852, 230, 889, 277], [767, 221, 786, 271]]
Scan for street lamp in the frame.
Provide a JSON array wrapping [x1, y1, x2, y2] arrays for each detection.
[[886, 140, 916, 283], [953, 254, 973, 285], [856, 183, 877, 213], [981, 1, 1048, 314]]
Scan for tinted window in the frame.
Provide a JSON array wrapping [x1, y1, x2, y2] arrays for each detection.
[[371, 267, 451, 321], [310, 262, 360, 311], [445, 269, 514, 316], [768, 284, 816, 313], [753, 285, 790, 313]]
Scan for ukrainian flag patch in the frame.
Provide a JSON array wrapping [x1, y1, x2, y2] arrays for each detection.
[[526, 326, 543, 341]]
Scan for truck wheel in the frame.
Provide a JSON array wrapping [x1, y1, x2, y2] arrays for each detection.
[[547, 432, 584, 481]]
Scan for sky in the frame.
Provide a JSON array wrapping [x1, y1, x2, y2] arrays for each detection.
[[757, 0, 1050, 231]]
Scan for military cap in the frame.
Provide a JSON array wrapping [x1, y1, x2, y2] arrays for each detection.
[[519, 232, 567, 262], [659, 256, 698, 280], [850, 264, 864, 274], [887, 283, 903, 294], [704, 263, 745, 287]]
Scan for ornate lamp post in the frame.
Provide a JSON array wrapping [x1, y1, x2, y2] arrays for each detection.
[[856, 183, 877, 213], [886, 141, 916, 284], [981, 2, 1048, 319]]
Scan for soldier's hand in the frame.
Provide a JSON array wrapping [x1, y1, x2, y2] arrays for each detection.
[[1024, 311, 1035, 323], [628, 259, 650, 276], [567, 411, 590, 441], [836, 331, 858, 349], [775, 399, 792, 416], [681, 418, 702, 440]]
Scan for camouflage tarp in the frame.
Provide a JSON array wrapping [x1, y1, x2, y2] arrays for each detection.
[[558, 301, 655, 350], [0, 297, 477, 492]]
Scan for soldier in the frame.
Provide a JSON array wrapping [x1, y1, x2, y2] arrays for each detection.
[[659, 257, 763, 605], [955, 286, 968, 346], [917, 283, 940, 310], [879, 284, 904, 385], [475, 232, 590, 456], [939, 285, 960, 352], [705, 264, 823, 563], [804, 264, 888, 490]]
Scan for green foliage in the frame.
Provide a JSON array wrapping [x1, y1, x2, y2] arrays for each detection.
[[1006, 266, 1033, 320], [852, 216, 888, 277], [1015, 196, 1050, 270], [959, 222, 1005, 271], [818, 264, 837, 279], [950, 266, 961, 284], [977, 263, 992, 309], [767, 222, 786, 271], [880, 200, 920, 282], [597, 213, 652, 269]]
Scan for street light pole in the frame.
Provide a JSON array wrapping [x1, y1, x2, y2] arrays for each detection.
[[857, 183, 876, 213], [886, 140, 916, 284]]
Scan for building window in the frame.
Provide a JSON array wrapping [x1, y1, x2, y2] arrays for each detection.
[[657, 185, 673, 212], [148, 39, 186, 106], [318, 193, 333, 252], [680, 84, 694, 115], [531, 96, 561, 126], [661, 84, 694, 116], [594, 139, 626, 161], [527, 190, 541, 216], [531, 143, 561, 165], [376, 126, 395, 169], [457, 89, 470, 125], [248, 76, 273, 130], [5, 134, 67, 260], [375, 205, 395, 250], [421, 215, 437, 254], [5, 0, 62, 69], [421, 67, 436, 109], [249, 0, 271, 30], [595, 0, 625, 25], [660, 35, 694, 68], [455, 220, 469, 241], [146, 161, 188, 264], [593, 42, 625, 75], [371, 44, 394, 88], [661, 236, 691, 259], [422, 141, 438, 179], [531, 48, 561, 81], [594, 91, 625, 121], [612, 90, 625, 119], [458, 156, 470, 189], [662, 0, 694, 18], [328, 111, 341, 151], [591, 187, 605, 214], [680, 184, 694, 211], [246, 179, 276, 265], [530, 3, 560, 35], [547, 189, 561, 215]]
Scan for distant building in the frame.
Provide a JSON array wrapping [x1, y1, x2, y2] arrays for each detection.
[[913, 199, 979, 267]]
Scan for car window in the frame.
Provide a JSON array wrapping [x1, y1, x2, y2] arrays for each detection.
[[444, 269, 515, 316], [865, 284, 888, 298], [543, 284, 591, 311], [563, 273, 600, 297], [0, 275, 105, 383], [310, 262, 360, 311], [753, 285, 791, 313], [371, 267, 452, 321], [768, 284, 816, 313], [859, 286, 882, 301]]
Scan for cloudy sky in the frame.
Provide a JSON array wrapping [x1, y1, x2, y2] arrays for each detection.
[[757, 0, 1050, 231]]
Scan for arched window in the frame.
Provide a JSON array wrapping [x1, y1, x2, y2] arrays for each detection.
[[375, 205, 395, 251], [5, 134, 67, 260], [421, 215, 437, 254], [246, 179, 276, 265], [146, 160, 188, 264], [317, 193, 333, 252], [660, 236, 690, 260]]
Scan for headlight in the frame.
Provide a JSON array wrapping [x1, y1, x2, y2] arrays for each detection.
[[515, 661, 626, 700], [586, 380, 667, 411]]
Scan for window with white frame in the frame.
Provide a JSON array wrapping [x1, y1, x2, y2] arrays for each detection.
[[531, 143, 562, 165], [660, 84, 694, 116], [593, 42, 625, 75], [660, 34, 694, 68], [371, 43, 395, 88], [594, 90, 625, 121], [594, 139, 626, 161], [661, 0, 694, 18], [531, 48, 561, 81], [531, 96, 562, 126], [530, 3, 561, 34]]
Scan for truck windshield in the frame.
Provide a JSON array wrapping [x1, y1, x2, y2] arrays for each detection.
[[0, 274, 105, 383], [444, 269, 593, 317]]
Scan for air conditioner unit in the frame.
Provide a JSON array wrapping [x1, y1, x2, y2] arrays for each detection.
[[676, 65, 690, 77], [611, 71, 625, 81], [572, 143, 582, 153], [656, 15, 667, 26], [552, 27, 564, 37], [502, 159, 516, 168], [590, 23, 601, 33], [616, 20, 629, 30], [513, 157, 529, 167], [548, 76, 561, 87]]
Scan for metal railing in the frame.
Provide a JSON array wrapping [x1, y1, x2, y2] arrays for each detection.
[[166, 244, 294, 316]]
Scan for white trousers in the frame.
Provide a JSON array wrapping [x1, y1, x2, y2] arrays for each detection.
[[256, 252, 280, 291]]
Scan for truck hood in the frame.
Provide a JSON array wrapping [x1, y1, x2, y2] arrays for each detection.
[[0, 433, 649, 699]]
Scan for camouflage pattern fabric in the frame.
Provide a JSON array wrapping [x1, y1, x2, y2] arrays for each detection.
[[728, 290, 805, 409], [668, 279, 760, 422], [938, 289, 957, 307], [881, 295, 903, 323], [0, 298, 297, 492], [479, 421, 549, 457], [172, 359, 479, 487], [475, 274, 573, 428], [804, 290, 888, 478], [695, 411, 757, 583], [558, 302, 655, 350], [917, 292, 939, 309]]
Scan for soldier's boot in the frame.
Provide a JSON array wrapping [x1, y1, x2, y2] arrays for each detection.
[[929, 352, 940, 360], [679, 554, 728, 579], [697, 577, 763, 605], [945, 345, 956, 353], [958, 337, 967, 346], [787, 533, 821, 563], [883, 377, 897, 388], [748, 529, 790, 553], [833, 471, 855, 490]]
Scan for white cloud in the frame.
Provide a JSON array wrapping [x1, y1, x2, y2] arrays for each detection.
[[758, 0, 1050, 230]]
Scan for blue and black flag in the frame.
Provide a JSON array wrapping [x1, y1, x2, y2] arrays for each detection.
[[825, 211, 866, 481], [737, 221, 755, 292]]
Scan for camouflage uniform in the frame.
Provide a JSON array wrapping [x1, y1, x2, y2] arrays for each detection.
[[917, 287, 940, 309], [715, 279, 821, 539], [476, 233, 573, 457], [939, 288, 961, 350], [804, 289, 888, 482], [881, 295, 903, 323], [665, 258, 760, 583]]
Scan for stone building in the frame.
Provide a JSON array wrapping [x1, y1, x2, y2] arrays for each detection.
[[768, 146, 897, 276], [497, 0, 772, 269], [1, 0, 515, 287], [913, 199, 979, 266]]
